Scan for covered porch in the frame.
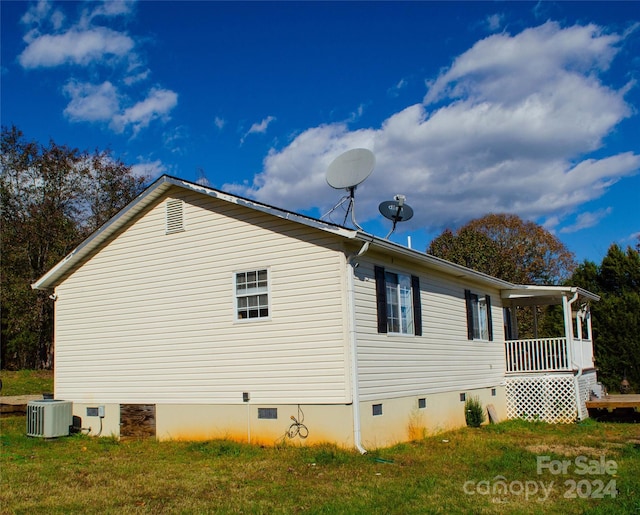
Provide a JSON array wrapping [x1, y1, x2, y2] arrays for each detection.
[[500, 286, 600, 423], [502, 286, 599, 374]]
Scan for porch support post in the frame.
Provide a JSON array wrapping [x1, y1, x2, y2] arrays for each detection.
[[575, 311, 583, 341], [562, 293, 575, 365]]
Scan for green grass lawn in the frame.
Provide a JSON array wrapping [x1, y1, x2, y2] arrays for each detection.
[[1, 370, 639, 513], [0, 370, 53, 396]]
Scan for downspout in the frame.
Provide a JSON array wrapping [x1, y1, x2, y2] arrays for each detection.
[[346, 241, 370, 454], [564, 290, 585, 420]]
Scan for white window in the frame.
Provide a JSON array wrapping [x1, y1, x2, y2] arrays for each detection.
[[235, 269, 269, 320], [374, 266, 422, 336], [385, 271, 414, 335], [465, 290, 493, 341]]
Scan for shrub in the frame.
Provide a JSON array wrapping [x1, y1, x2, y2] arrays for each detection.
[[465, 396, 486, 427]]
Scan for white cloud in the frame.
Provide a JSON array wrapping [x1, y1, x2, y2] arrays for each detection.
[[19, 27, 134, 68], [424, 22, 622, 106], [17, 1, 176, 136], [249, 116, 276, 134], [214, 116, 226, 130], [123, 68, 150, 86], [485, 14, 504, 32], [111, 88, 178, 135], [63, 80, 120, 122], [228, 22, 640, 234], [63, 81, 178, 135], [130, 159, 166, 179], [86, 0, 135, 21], [163, 125, 190, 154], [20, 0, 65, 41], [560, 208, 613, 233], [388, 78, 408, 97], [21, 0, 54, 26], [240, 116, 276, 144]]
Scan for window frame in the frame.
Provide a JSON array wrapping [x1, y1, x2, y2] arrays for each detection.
[[465, 289, 493, 341], [374, 266, 422, 336], [234, 268, 271, 322]]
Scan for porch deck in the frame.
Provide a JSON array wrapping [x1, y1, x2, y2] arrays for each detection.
[[505, 337, 594, 374]]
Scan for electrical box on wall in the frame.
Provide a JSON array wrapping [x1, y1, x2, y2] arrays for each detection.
[[86, 406, 105, 418]]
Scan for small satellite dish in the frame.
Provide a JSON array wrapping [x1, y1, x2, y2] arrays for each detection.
[[379, 200, 414, 223], [379, 195, 414, 239], [326, 148, 375, 190]]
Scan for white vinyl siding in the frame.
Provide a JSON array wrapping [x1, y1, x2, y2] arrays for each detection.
[[53, 188, 350, 405], [353, 257, 505, 401]]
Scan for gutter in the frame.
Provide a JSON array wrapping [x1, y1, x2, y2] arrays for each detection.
[[346, 241, 371, 454]]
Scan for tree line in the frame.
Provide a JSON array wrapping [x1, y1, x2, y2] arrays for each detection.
[[1, 126, 147, 369], [429, 216, 640, 392], [2, 127, 638, 391]]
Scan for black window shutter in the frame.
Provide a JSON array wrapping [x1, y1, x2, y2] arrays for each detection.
[[411, 275, 422, 336], [485, 295, 493, 341], [464, 289, 474, 340], [374, 266, 388, 333]]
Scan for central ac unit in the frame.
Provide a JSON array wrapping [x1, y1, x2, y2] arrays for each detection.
[[26, 399, 73, 438]]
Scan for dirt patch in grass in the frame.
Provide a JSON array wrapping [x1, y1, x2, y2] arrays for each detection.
[[525, 443, 624, 457]]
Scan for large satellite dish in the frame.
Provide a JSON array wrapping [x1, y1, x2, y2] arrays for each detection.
[[322, 148, 375, 230], [326, 148, 375, 190], [379, 195, 414, 239]]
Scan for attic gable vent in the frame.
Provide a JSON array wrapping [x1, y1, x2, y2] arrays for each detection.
[[165, 199, 184, 234]]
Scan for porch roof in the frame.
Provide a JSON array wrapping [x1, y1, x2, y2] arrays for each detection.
[[501, 285, 600, 306]]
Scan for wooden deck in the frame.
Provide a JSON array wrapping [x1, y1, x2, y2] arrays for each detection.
[[586, 394, 640, 409], [0, 395, 42, 415], [586, 394, 640, 422]]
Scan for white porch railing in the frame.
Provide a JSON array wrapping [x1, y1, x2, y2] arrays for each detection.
[[505, 338, 570, 373], [505, 338, 595, 374]]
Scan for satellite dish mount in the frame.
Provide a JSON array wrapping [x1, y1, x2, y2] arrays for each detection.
[[323, 148, 375, 230]]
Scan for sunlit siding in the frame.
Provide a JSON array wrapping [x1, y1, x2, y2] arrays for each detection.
[[54, 187, 350, 404], [353, 255, 506, 401]]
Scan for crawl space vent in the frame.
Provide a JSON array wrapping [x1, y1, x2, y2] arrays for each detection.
[[165, 199, 184, 234]]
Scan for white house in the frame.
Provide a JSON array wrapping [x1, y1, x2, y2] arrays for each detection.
[[32, 176, 599, 449]]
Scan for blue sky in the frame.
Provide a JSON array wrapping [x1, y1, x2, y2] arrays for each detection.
[[2, 1, 639, 264]]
